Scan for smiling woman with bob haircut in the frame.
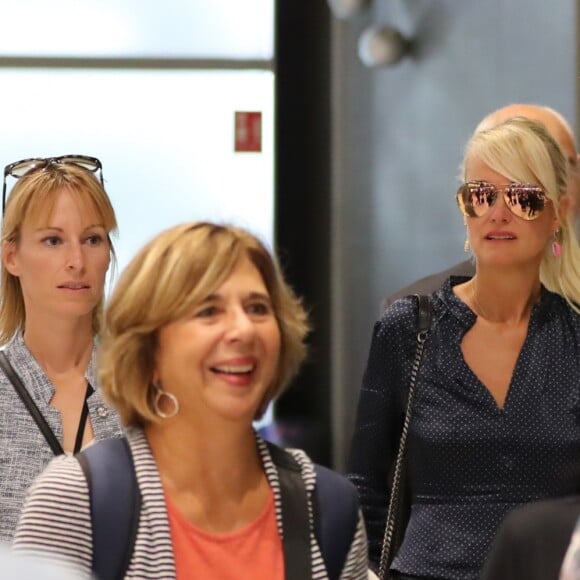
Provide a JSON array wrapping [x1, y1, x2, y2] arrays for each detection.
[[102, 222, 308, 427], [14, 221, 369, 579], [0, 156, 123, 544]]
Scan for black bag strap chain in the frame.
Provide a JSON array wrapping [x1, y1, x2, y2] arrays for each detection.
[[378, 294, 432, 579]]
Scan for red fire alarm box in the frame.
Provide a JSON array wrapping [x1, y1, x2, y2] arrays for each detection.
[[235, 111, 262, 152]]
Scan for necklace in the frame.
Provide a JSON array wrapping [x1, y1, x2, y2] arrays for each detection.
[[470, 282, 490, 320]]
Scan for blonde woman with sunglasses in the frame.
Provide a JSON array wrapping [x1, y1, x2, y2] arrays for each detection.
[[0, 156, 123, 544], [348, 117, 580, 580]]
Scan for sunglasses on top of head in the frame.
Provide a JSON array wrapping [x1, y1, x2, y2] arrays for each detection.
[[2, 155, 104, 212], [456, 180, 550, 221]]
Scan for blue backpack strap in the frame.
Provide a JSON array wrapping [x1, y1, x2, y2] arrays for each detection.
[[76, 438, 141, 580], [313, 464, 360, 580]]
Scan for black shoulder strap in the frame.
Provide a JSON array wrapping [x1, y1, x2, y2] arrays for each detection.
[[77, 437, 141, 580], [414, 293, 432, 333], [266, 442, 312, 579], [313, 464, 359, 580], [398, 294, 432, 412], [0, 351, 64, 455], [267, 442, 359, 580]]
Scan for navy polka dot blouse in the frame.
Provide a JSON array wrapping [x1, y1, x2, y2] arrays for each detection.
[[347, 277, 580, 579]]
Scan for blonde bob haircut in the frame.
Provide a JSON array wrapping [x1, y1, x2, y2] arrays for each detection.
[[0, 163, 118, 344], [99, 221, 310, 427], [462, 117, 580, 310]]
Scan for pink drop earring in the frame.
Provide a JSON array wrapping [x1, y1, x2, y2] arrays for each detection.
[[463, 219, 470, 253]]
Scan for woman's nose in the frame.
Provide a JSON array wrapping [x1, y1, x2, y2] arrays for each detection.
[[489, 191, 512, 222], [66, 243, 85, 271], [225, 308, 256, 341]]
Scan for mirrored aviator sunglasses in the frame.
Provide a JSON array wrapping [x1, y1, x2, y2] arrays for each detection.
[[2, 154, 104, 212], [456, 180, 548, 221]]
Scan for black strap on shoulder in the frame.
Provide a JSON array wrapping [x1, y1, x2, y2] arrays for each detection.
[[266, 442, 312, 579], [267, 442, 359, 580], [0, 351, 64, 455], [73, 382, 94, 454], [398, 294, 432, 412], [77, 437, 141, 580], [313, 464, 359, 580], [414, 293, 432, 333]]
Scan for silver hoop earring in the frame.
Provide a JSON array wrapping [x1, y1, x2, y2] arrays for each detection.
[[152, 380, 179, 419]]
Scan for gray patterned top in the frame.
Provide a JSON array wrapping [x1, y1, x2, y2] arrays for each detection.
[[0, 333, 123, 544]]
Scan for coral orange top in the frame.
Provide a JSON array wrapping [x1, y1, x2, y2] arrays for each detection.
[[165, 488, 284, 580]]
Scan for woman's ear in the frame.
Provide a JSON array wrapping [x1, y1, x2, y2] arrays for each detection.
[[1, 240, 20, 277], [557, 194, 574, 226]]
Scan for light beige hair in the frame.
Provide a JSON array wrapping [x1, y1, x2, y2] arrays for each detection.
[[474, 104, 577, 150], [99, 221, 310, 427], [462, 117, 580, 309], [0, 162, 118, 344]]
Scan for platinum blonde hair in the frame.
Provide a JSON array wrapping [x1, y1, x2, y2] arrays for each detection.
[[462, 117, 580, 310]]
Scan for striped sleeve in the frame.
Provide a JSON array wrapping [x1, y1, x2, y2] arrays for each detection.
[[340, 510, 369, 580], [286, 447, 369, 580], [12, 455, 92, 578], [125, 432, 176, 578]]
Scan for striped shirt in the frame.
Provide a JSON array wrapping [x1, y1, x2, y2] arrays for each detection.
[[0, 334, 123, 544], [13, 427, 369, 579]]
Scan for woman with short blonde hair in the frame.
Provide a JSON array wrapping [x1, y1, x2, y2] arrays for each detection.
[[100, 221, 309, 426], [14, 221, 369, 580]]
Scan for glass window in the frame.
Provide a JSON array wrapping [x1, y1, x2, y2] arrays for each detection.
[[0, 1, 276, 432], [0, 68, 274, 276], [0, 0, 274, 59]]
